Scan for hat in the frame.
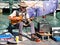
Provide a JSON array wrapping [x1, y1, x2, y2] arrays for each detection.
[[18, 2, 28, 7]]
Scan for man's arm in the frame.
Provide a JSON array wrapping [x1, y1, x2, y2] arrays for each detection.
[[8, 16, 17, 20], [8, 10, 17, 20]]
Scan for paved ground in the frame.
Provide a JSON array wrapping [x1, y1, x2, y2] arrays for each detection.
[[6, 32, 60, 45], [7, 39, 59, 45]]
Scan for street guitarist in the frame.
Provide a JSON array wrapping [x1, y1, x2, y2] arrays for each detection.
[[7, 2, 38, 41]]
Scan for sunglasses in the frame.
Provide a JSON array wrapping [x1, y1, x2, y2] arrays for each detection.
[[22, 7, 26, 8], [20, 6, 26, 8]]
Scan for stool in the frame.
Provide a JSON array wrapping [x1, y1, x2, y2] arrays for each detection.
[[37, 32, 52, 40], [40, 32, 52, 40]]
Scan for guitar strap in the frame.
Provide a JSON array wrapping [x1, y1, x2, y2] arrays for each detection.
[[22, 12, 29, 24], [16, 11, 19, 17]]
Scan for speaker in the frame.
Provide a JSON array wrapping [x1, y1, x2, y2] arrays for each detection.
[[38, 21, 52, 33]]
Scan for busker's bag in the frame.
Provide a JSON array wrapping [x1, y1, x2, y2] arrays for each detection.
[[0, 32, 14, 41]]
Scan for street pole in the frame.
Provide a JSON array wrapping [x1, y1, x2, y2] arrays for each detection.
[[9, 0, 13, 14]]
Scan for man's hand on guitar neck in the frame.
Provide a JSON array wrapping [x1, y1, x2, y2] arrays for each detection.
[[30, 17, 34, 20], [27, 17, 34, 23]]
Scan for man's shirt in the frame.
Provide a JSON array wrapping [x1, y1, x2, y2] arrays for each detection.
[[9, 10, 30, 19]]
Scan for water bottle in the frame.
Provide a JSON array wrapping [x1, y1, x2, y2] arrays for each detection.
[[16, 36, 19, 43]]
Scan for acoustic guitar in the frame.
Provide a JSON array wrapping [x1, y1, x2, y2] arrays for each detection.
[[10, 15, 23, 25], [9, 14, 34, 25]]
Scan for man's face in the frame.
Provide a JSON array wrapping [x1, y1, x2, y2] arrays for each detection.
[[20, 7, 26, 12]]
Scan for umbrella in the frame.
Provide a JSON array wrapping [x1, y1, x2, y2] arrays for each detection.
[[26, 0, 58, 17]]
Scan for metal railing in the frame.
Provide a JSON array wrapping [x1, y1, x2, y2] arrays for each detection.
[[0, 0, 19, 3]]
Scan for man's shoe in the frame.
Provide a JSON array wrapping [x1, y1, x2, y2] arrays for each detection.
[[19, 35, 22, 41], [31, 36, 40, 42], [31, 34, 38, 41]]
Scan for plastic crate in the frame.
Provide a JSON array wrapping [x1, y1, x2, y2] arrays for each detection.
[[53, 36, 60, 41]]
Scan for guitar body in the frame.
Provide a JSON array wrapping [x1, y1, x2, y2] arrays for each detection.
[[10, 15, 23, 25]]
